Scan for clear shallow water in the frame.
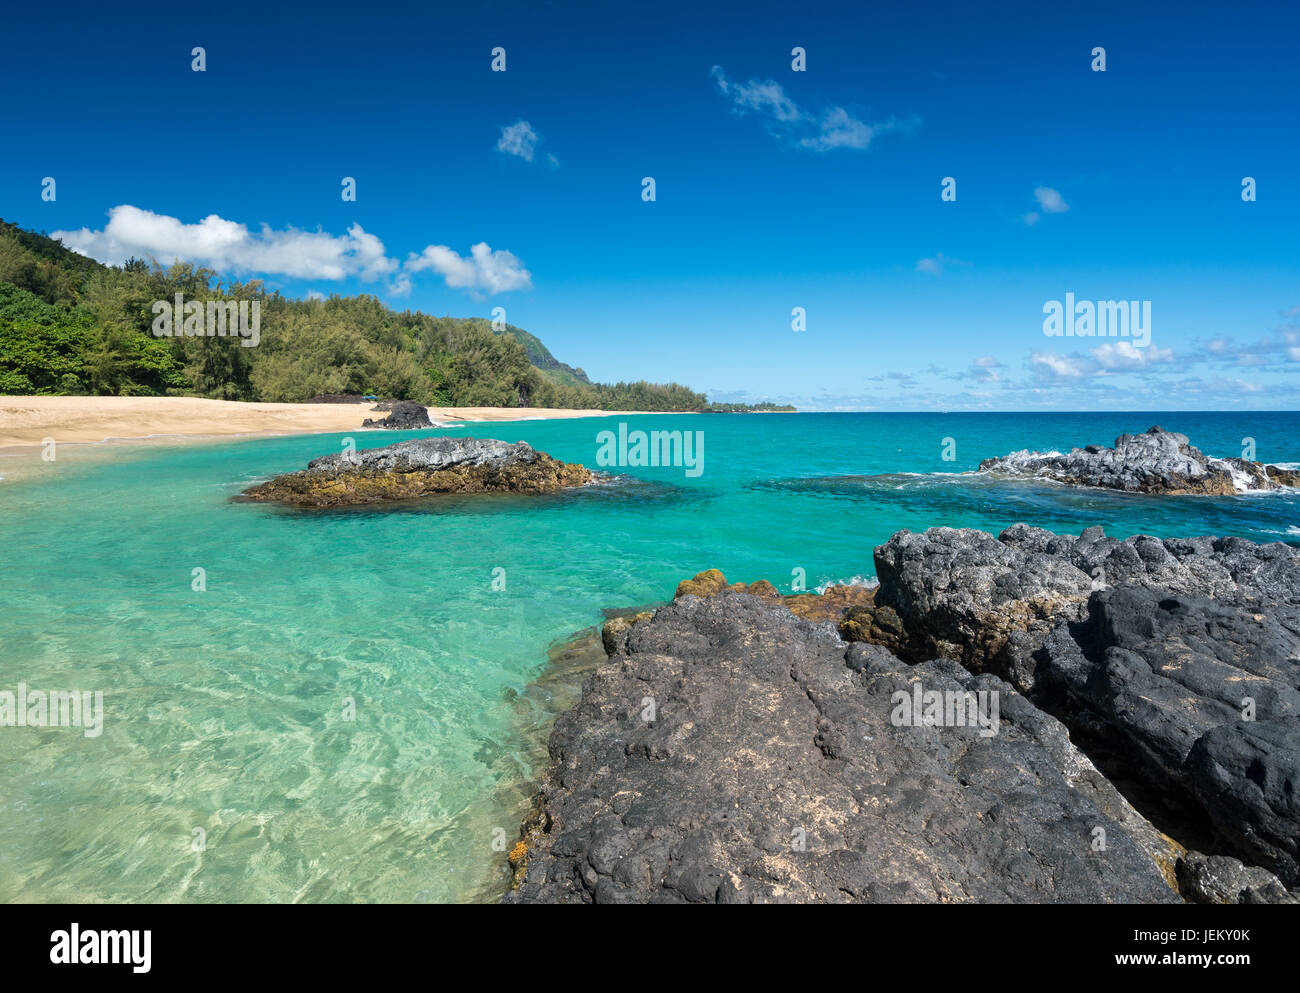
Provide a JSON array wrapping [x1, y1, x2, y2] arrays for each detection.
[[1, 411, 1298, 903]]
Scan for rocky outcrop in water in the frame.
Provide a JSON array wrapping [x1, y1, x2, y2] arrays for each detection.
[[237, 437, 593, 507], [977, 426, 1299, 494], [509, 527, 1300, 903], [1042, 587, 1300, 885], [362, 400, 435, 430], [871, 524, 1300, 688], [507, 590, 1184, 904], [864, 524, 1300, 886]]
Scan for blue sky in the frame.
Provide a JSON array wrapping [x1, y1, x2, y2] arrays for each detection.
[[2, 0, 1297, 409]]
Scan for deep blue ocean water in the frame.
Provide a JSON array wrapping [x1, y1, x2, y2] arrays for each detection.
[[2, 411, 1297, 902]]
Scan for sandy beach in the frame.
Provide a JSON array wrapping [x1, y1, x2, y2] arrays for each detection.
[[0, 396, 678, 452]]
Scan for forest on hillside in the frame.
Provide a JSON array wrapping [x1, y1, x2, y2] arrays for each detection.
[[0, 220, 707, 411]]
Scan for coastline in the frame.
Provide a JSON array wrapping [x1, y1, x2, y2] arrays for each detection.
[[0, 395, 683, 454]]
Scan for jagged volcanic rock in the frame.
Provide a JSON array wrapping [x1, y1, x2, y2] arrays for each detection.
[[506, 591, 1180, 904], [977, 425, 1299, 494], [237, 436, 593, 507], [1176, 851, 1297, 905], [867, 524, 1300, 886], [362, 400, 434, 430], [872, 523, 1300, 690]]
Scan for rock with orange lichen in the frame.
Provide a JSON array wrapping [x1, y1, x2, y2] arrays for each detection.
[[600, 611, 655, 655], [673, 569, 728, 599], [237, 436, 593, 508], [782, 584, 876, 624], [838, 603, 908, 654]]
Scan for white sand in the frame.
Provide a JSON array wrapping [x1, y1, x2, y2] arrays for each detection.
[[0, 396, 677, 452]]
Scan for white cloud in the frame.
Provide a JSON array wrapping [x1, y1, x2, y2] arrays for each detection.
[[53, 205, 398, 281], [915, 252, 969, 275], [970, 355, 1004, 382], [1031, 352, 1089, 378], [1033, 186, 1069, 213], [1022, 187, 1069, 226], [497, 120, 539, 161], [407, 242, 532, 294], [799, 107, 880, 150], [1091, 341, 1174, 369], [53, 205, 531, 297], [710, 66, 908, 152], [709, 68, 801, 122], [496, 120, 558, 166]]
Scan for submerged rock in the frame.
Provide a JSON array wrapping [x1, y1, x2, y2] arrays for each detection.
[[506, 591, 1180, 904], [978, 425, 1299, 494], [237, 436, 593, 507]]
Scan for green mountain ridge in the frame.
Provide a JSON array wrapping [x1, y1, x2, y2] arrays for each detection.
[[488, 321, 592, 386]]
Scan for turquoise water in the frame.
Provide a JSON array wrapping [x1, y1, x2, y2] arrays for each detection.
[[2, 411, 1298, 902]]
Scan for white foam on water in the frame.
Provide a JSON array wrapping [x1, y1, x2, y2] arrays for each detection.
[[815, 575, 879, 594], [1222, 461, 1255, 492]]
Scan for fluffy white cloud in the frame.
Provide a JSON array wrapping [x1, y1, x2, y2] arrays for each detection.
[[710, 66, 907, 152], [1031, 352, 1089, 378], [53, 205, 398, 281], [407, 242, 532, 294], [52, 205, 531, 297], [1091, 341, 1175, 369], [497, 120, 540, 161], [496, 120, 558, 166]]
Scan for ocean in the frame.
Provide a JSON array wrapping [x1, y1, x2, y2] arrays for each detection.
[[2, 411, 1297, 902]]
